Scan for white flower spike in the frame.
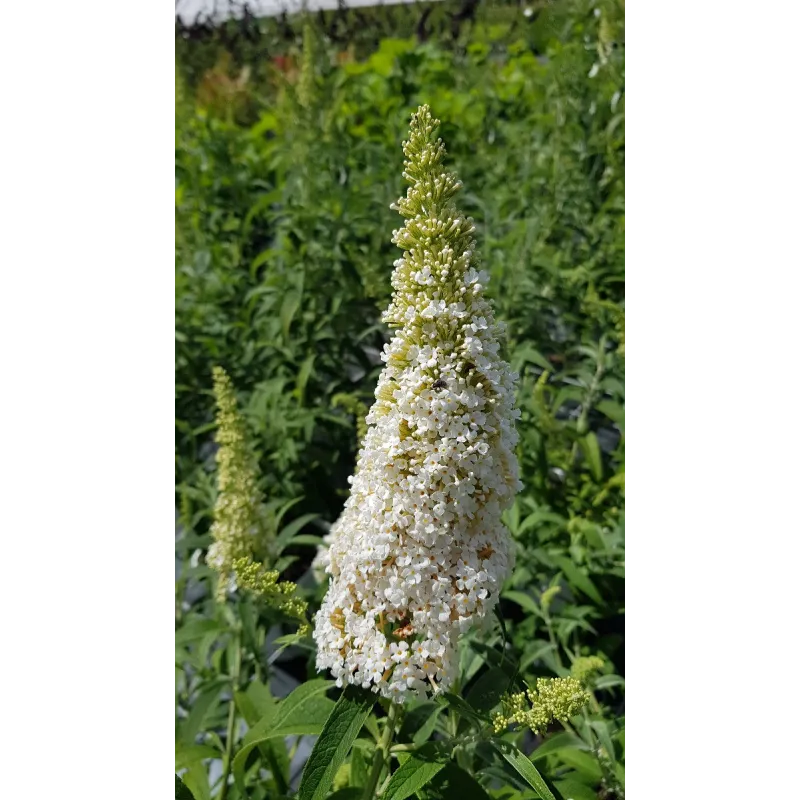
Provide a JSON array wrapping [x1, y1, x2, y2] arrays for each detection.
[[314, 105, 522, 702]]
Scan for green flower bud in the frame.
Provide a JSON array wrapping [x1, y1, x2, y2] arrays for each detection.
[[232, 557, 309, 635], [493, 677, 590, 734], [571, 655, 605, 683]]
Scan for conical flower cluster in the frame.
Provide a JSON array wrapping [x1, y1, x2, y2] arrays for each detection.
[[314, 106, 522, 702]]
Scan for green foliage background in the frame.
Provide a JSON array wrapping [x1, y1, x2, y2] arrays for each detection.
[[176, 2, 624, 798]]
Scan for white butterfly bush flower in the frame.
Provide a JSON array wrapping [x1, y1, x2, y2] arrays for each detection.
[[314, 105, 522, 702]]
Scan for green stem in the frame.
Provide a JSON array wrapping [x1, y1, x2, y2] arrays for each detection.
[[446, 677, 470, 771], [451, 725, 470, 772], [583, 715, 619, 797], [218, 625, 242, 800], [391, 730, 487, 756], [543, 613, 564, 671], [571, 334, 608, 463], [362, 702, 400, 800]]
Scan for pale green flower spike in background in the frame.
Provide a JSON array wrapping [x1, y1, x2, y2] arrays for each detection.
[[296, 15, 317, 114], [207, 367, 308, 631], [571, 655, 606, 683], [206, 366, 266, 601]]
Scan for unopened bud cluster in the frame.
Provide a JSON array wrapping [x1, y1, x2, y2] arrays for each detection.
[[314, 106, 522, 702], [233, 558, 309, 634], [540, 584, 561, 614], [571, 655, 605, 683], [493, 677, 590, 734]]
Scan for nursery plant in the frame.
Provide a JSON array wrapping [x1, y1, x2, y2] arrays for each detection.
[[176, 5, 625, 799], [178, 98, 624, 800]]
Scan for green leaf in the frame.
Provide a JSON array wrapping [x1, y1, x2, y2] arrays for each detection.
[[382, 743, 448, 800], [326, 790, 363, 800], [274, 496, 304, 528], [502, 590, 542, 617], [418, 763, 493, 800], [270, 630, 315, 659], [295, 353, 316, 404], [248, 247, 279, 279], [398, 702, 441, 745], [528, 733, 588, 762], [298, 685, 375, 800], [504, 501, 521, 533], [285, 534, 324, 548], [249, 681, 332, 733], [556, 750, 603, 781], [234, 684, 290, 794], [594, 675, 625, 690], [280, 289, 302, 338], [243, 679, 275, 719], [351, 743, 370, 787], [517, 511, 566, 538], [364, 714, 381, 742], [595, 400, 624, 426], [519, 642, 558, 673], [551, 555, 604, 606], [513, 343, 553, 372], [176, 773, 197, 800], [580, 433, 603, 481], [466, 667, 511, 713], [459, 640, 485, 685], [440, 692, 483, 726], [590, 720, 616, 765], [467, 641, 519, 678], [275, 513, 320, 554], [175, 533, 212, 554], [175, 619, 224, 646], [493, 741, 564, 800], [181, 762, 210, 800], [238, 597, 259, 656], [175, 743, 218, 771], [233, 679, 334, 793], [553, 777, 597, 800], [179, 683, 225, 745], [272, 554, 298, 574]]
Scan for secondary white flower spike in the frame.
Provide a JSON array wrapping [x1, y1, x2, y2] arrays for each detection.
[[314, 105, 522, 702]]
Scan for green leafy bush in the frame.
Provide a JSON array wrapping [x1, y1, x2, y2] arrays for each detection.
[[176, 2, 624, 798]]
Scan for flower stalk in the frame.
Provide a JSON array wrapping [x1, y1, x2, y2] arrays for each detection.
[[362, 702, 401, 800], [314, 105, 522, 703], [218, 622, 242, 800], [206, 367, 309, 629]]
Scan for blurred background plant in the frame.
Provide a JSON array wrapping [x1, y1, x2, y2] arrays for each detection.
[[176, 1, 624, 798]]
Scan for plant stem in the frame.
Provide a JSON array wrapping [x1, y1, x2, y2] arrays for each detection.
[[543, 612, 564, 670], [445, 677, 469, 771], [581, 711, 621, 799], [218, 625, 242, 800], [391, 730, 487, 756], [362, 702, 400, 800], [571, 333, 608, 462]]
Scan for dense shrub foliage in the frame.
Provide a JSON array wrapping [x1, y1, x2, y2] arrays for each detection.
[[176, 2, 624, 799]]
